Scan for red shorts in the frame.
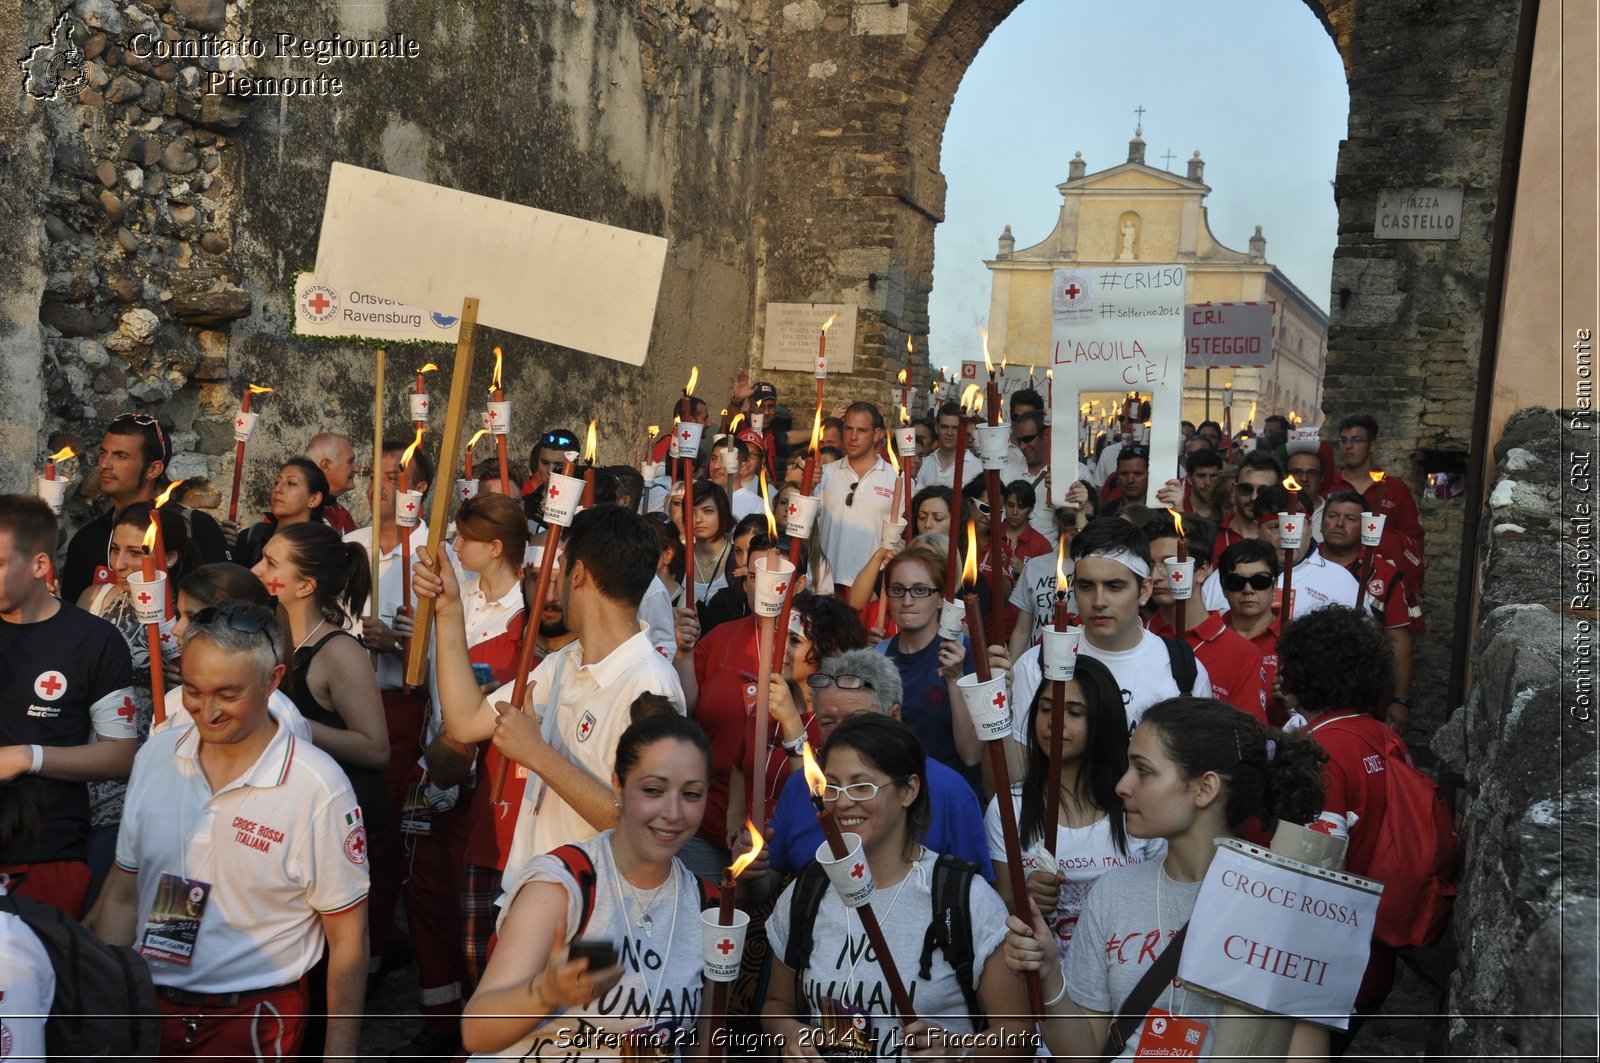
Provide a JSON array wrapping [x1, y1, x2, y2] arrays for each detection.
[[155, 980, 308, 1061], [0, 859, 91, 919]]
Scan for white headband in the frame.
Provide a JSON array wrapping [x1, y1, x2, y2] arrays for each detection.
[[1086, 546, 1151, 580]]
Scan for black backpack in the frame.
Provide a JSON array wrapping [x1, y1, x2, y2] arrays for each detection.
[[0, 892, 159, 1062], [783, 854, 986, 1029], [1161, 635, 1198, 696]]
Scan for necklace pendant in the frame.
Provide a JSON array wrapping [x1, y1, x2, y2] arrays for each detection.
[[637, 912, 654, 935]]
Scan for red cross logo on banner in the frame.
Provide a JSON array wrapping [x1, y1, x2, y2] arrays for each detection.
[[992, 690, 1007, 711], [34, 672, 66, 700], [1063, 282, 1082, 300], [850, 862, 864, 879], [717, 938, 736, 956], [306, 291, 332, 315], [116, 696, 137, 724]]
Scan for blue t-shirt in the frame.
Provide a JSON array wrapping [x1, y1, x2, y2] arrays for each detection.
[[766, 756, 995, 882], [876, 634, 982, 794]]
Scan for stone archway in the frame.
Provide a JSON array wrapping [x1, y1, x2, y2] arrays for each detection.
[[751, 0, 1525, 729]]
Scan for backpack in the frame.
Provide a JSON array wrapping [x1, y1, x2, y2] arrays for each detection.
[[783, 854, 986, 1030], [0, 892, 160, 1062], [1161, 635, 1198, 696], [550, 844, 713, 940], [1316, 719, 1458, 949]]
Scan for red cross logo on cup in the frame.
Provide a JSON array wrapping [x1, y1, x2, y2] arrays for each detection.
[[1170, 571, 1185, 584], [405, 501, 416, 513], [136, 591, 152, 605], [788, 503, 799, 517], [1366, 522, 1377, 532], [235, 416, 246, 428], [490, 408, 501, 420], [773, 580, 788, 596], [850, 862, 865, 879], [717, 938, 736, 956], [549, 485, 560, 498], [680, 428, 692, 442], [992, 690, 1006, 710]]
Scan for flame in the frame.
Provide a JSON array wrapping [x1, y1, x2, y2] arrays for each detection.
[[898, 369, 908, 385], [979, 325, 994, 375], [1080, 402, 1092, 415], [972, 392, 985, 416], [760, 469, 777, 540], [247, 383, 274, 395], [465, 427, 489, 451], [1371, 470, 1386, 484], [808, 405, 823, 453], [1046, 368, 1053, 381], [730, 819, 765, 877], [961, 521, 979, 590], [801, 742, 827, 799], [647, 424, 660, 437], [1170, 509, 1186, 538], [886, 444, 900, 475], [720, 407, 728, 420], [400, 426, 425, 472], [960, 383, 981, 410], [1248, 400, 1257, 423], [48, 445, 76, 462], [1283, 476, 1304, 494], [899, 405, 910, 426], [153, 479, 185, 510], [685, 365, 699, 395], [1055, 538, 1069, 593], [1001, 353, 1009, 373], [142, 520, 158, 552], [1028, 364, 1036, 381], [416, 363, 439, 376], [906, 336, 914, 354], [819, 313, 837, 334], [729, 413, 744, 435], [1289, 410, 1298, 425], [583, 420, 598, 465]]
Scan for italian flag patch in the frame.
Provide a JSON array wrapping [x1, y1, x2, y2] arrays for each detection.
[[344, 808, 362, 826]]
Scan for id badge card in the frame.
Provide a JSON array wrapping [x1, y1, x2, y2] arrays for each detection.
[[400, 780, 432, 835], [817, 996, 873, 1063], [1134, 1007, 1206, 1060], [739, 671, 760, 720], [138, 873, 212, 966]]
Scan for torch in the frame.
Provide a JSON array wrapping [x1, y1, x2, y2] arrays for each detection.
[[1222, 383, 1233, 453], [38, 446, 75, 592], [1168, 509, 1192, 636], [1279, 476, 1305, 634], [487, 348, 513, 495], [773, 409, 824, 656], [942, 385, 977, 602], [750, 487, 793, 828], [227, 384, 273, 526], [459, 428, 490, 504], [413, 362, 438, 431], [705, 825, 765, 1057], [129, 520, 168, 725], [902, 335, 914, 410], [1044, 541, 1071, 858], [678, 367, 701, 605], [396, 430, 427, 672], [815, 313, 837, 412], [957, 527, 1046, 1020], [1355, 503, 1387, 612], [640, 425, 661, 515], [150, 479, 185, 624], [978, 328, 1007, 646], [580, 420, 599, 507], [800, 743, 918, 1024]]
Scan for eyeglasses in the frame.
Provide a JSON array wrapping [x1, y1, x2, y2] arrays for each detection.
[[806, 673, 876, 690], [885, 584, 939, 599], [1221, 572, 1277, 592], [1287, 468, 1323, 480], [1337, 436, 1370, 447], [1014, 431, 1043, 446], [818, 779, 905, 803]]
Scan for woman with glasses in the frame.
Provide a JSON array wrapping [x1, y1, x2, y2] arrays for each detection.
[[229, 458, 331, 569], [77, 502, 198, 903], [764, 714, 1031, 1063], [987, 656, 1162, 955]]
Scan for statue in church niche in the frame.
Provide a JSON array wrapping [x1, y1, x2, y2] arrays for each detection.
[[1118, 217, 1138, 260]]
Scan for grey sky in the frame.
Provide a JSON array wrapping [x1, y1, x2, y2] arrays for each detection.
[[928, 0, 1350, 374]]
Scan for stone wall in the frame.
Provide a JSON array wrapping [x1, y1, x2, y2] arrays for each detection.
[[4, 0, 769, 525], [1433, 407, 1597, 1059]]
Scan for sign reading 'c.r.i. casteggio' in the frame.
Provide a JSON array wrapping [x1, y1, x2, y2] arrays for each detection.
[[1374, 188, 1463, 240]]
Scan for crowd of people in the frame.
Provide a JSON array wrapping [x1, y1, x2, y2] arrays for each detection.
[[0, 377, 1443, 1061]]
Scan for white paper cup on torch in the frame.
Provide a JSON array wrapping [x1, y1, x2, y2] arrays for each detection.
[[973, 423, 1011, 471], [750, 413, 766, 433], [1360, 512, 1386, 547], [455, 478, 478, 503], [720, 445, 741, 475], [1040, 625, 1082, 682], [409, 394, 431, 422], [395, 490, 424, 528], [784, 495, 819, 539], [487, 401, 512, 437], [752, 554, 796, 618], [233, 410, 259, 443], [481, 410, 492, 431], [674, 422, 704, 460], [894, 426, 917, 457], [126, 571, 167, 625], [957, 672, 1014, 742], [700, 909, 751, 982], [543, 472, 585, 528], [640, 460, 665, 483], [1163, 557, 1197, 601], [879, 517, 906, 550], [938, 599, 967, 641], [1277, 512, 1306, 550], [36, 476, 68, 514], [816, 834, 874, 908]]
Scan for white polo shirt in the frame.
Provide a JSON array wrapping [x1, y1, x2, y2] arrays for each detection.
[[156, 687, 312, 742], [639, 576, 677, 662], [497, 629, 686, 897], [115, 721, 369, 993], [913, 449, 983, 493], [344, 520, 430, 691], [817, 455, 899, 588], [1213, 546, 1359, 621]]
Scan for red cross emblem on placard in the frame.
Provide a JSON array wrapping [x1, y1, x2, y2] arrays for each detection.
[[1063, 282, 1082, 300], [850, 862, 865, 879], [992, 690, 1007, 711], [35, 671, 66, 700], [307, 291, 332, 315], [116, 696, 136, 724], [717, 938, 736, 956]]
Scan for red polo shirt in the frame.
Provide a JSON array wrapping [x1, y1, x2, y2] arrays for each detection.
[[1213, 511, 1253, 564], [1325, 469, 1425, 592], [1334, 550, 1421, 632], [1226, 616, 1285, 726], [1147, 610, 1267, 723]]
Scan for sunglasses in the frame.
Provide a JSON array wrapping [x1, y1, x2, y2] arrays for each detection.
[[192, 602, 274, 634], [806, 673, 875, 690], [1221, 572, 1277, 592], [1121, 445, 1150, 459], [971, 500, 991, 516], [111, 413, 169, 459], [539, 432, 579, 449], [1235, 483, 1264, 496], [845, 481, 860, 507], [1014, 431, 1043, 446]]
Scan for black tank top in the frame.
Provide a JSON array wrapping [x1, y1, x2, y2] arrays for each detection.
[[290, 629, 391, 831]]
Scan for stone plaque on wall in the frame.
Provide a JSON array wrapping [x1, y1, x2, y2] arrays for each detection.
[[1374, 188, 1463, 240], [761, 303, 858, 374]]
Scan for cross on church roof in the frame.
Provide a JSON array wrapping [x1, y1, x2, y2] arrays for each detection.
[[1161, 149, 1177, 170], [1133, 104, 1146, 133]]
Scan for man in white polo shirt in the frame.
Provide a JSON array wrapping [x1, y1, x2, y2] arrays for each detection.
[[87, 601, 369, 1060], [421, 504, 686, 898], [1238, 485, 1359, 620], [817, 402, 900, 591]]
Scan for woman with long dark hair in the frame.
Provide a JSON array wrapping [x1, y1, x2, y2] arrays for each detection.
[[231, 457, 331, 569], [987, 656, 1162, 952]]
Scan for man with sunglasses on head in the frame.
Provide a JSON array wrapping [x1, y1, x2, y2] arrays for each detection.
[[61, 413, 230, 602], [1325, 414, 1426, 597], [816, 402, 898, 593], [86, 600, 370, 1061], [758, 649, 993, 886], [524, 427, 580, 499]]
